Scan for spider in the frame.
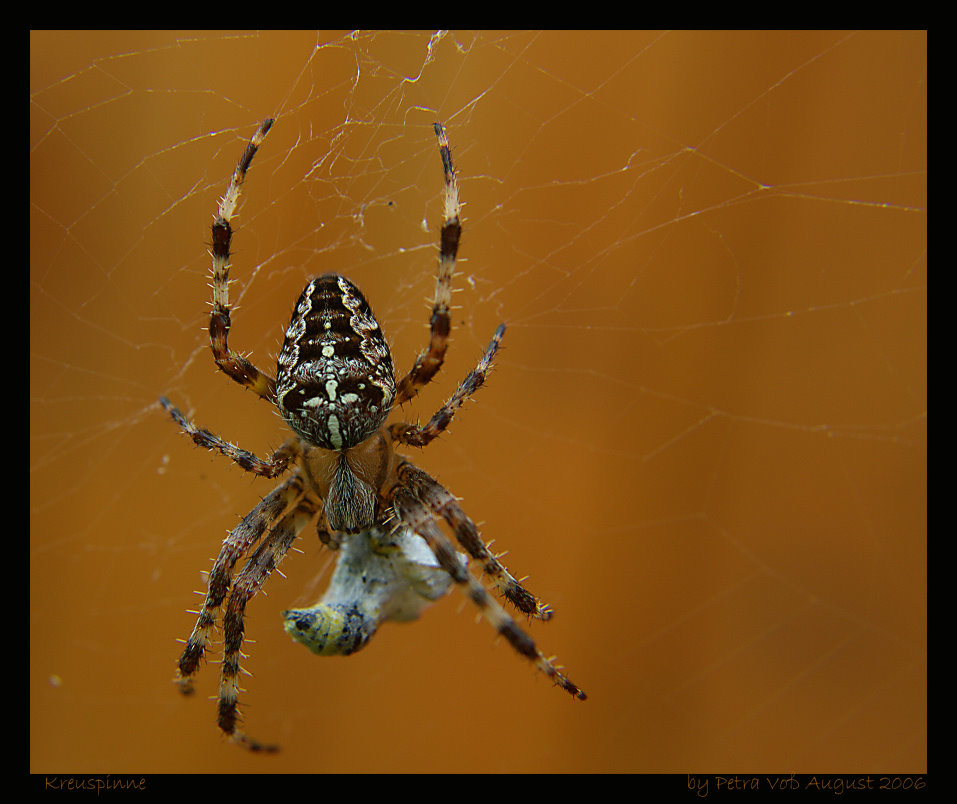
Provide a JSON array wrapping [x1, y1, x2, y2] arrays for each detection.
[[161, 119, 586, 752]]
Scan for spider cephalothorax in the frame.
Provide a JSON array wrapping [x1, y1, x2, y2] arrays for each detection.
[[161, 119, 585, 753]]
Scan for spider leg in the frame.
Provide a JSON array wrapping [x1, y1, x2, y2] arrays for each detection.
[[390, 323, 505, 448], [390, 487, 586, 701], [176, 473, 306, 693], [208, 118, 278, 404], [394, 461, 553, 620], [160, 396, 298, 478], [219, 493, 319, 752], [394, 123, 460, 405]]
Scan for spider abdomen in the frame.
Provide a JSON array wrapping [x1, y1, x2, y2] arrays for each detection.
[[277, 274, 396, 450]]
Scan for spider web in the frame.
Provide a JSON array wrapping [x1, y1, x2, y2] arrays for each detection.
[[30, 30, 926, 774]]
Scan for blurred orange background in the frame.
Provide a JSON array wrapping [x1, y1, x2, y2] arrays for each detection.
[[31, 31, 925, 773]]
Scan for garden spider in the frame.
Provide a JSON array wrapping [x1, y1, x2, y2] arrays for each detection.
[[162, 119, 586, 752]]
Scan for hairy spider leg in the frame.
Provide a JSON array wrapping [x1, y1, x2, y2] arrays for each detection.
[[391, 488, 586, 700], [208, 118, 278, 404], [394, 461, 553, 621], [175, 473, 306, 693], [218, 494, 318, 752], [394, 123, 462, 405]]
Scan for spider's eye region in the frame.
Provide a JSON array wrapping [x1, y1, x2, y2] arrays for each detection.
[[276, 274, 396, 451]]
